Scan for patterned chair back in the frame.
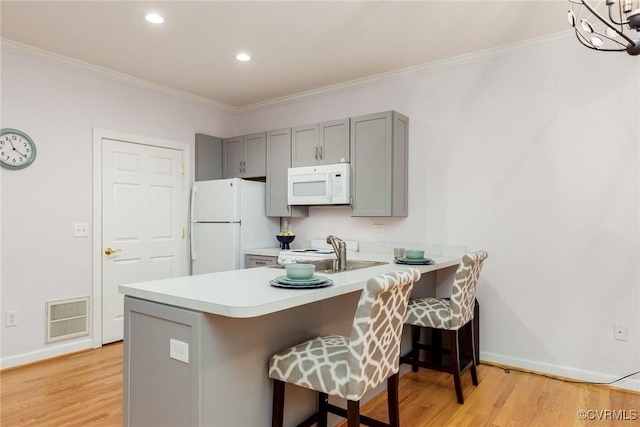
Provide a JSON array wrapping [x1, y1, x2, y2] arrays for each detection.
[[449, 250, 488, 329], [346, 268, 421, 400]]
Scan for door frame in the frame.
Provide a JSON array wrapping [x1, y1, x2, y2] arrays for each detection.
[[92, 128, 191, 348]]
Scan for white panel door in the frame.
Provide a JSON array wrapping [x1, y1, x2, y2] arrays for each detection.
[[102, 138, 185, 343]]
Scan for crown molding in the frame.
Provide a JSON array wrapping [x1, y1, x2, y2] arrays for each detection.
[[3, 31, 574, 114], [1, 38, 239, 113], [238, 31, 574, 112]]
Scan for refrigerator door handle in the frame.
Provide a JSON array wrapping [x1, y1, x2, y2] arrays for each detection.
[[190, 222, 196, 261], [190, 184, 197, 223], [190, 184, 197, 262]]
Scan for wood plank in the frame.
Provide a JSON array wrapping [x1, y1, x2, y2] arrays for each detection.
[[0, 342, 123, 427], [1, 343, 637, 426]]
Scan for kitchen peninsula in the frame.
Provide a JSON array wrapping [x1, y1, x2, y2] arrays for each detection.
[[119, 252, 460, 427]]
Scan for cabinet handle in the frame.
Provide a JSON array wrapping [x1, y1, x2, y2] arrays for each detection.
[[255, 261, 266, 265], [238, 161, 242, 173], [314, 147, 318, 160], [318, 146, 323, 160]]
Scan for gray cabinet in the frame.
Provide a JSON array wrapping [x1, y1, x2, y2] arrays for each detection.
[[245, 254, 278, 268], [124, 297, 203, 426], [222, 132, 266, 178], [350, 111, 408, 217], [195, 133, 222, 181], [292, 118, 349, 166], [266, 128, 308, 218]]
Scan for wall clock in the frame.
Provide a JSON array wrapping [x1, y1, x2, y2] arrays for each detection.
[[0, 128, 37, 170]]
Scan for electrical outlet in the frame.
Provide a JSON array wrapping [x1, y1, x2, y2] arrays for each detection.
[[6, 311, 17, 327], [614, 324, 627, 341], [170, 338, 189, 363], [73, 223, 89, 237], [372, 224, 384, 236]]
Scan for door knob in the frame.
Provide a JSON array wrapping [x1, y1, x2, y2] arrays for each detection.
[[104, 247, 121, 255]]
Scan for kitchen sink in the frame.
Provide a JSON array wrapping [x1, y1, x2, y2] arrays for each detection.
[[270, 259, 388, 274]]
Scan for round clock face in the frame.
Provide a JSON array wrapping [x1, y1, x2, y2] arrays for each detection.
[[0, 128, 37, 170]]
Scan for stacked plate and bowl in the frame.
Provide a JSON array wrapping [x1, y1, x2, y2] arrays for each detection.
[[270, 263, 333, 289], [394, 249, 434, 265]]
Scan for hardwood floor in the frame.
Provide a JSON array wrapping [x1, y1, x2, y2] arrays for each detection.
[[1, 342, 637, 426], [1, 342, 123, 427]]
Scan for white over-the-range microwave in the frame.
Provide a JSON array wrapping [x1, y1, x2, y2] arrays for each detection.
[[287, 163, 351, 205]]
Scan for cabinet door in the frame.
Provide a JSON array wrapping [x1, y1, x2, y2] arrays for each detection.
[[291, 124, 319, 167], [350, 112, 393, 216], [243, 132, 266, 178], [318, 118, 349, 165], [195, 134, 222, 181], [391, 112, 409, 217], [222, 136, 244, 178], [266, 128, 293, 217]]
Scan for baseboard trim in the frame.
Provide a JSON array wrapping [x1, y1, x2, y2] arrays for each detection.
[[480, 351, 640, 393], [0, 338, 93, 370]]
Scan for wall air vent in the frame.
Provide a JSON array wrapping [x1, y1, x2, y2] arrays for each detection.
[[46, 297, 90, 343]]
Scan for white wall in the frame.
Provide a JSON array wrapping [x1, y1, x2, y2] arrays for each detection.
[[2, 36, 639, 391], [240, 39, 640, 389], [0, 51, 239, 366]]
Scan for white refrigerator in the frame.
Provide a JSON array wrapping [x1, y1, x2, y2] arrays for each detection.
[[190, 178, 279, 275]]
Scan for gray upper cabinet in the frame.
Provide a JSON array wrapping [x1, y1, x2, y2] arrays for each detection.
[[266, 128, 308, 218], [291, 118, 350, 167], [222, 132, 266, 179], [350, 111, 408, 217], [195, 133, 222, 181]]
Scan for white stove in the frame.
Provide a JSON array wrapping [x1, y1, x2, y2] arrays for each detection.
[[277, 239, 359, 264]]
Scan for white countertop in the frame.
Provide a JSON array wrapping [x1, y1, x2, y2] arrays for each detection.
[[245, 247, 281, 257], [119, 252, 460, 318]]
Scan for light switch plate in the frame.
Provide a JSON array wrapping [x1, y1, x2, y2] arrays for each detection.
[[170, 338, 189, 363]]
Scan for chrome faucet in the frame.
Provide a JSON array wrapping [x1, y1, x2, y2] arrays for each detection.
[[326, 235, 347, 271]]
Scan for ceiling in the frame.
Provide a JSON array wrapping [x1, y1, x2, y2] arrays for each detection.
[[0, 1, 570, 110]]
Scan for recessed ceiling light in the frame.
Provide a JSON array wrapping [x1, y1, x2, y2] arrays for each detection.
[[236, 53, 251, 62], [144, 13, 164, 24]]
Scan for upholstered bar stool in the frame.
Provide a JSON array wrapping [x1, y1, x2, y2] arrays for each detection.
[[401, 250, 488, 404], [268, 268, 421, 427]]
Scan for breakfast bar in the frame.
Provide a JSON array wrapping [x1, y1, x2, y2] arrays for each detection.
[[119, 253, 460, 427]]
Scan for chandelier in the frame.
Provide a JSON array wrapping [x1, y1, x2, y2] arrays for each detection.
[[568, 0, 640, 55]]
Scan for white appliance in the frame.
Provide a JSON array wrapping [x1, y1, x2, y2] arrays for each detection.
[[190, 178, 279, 275], [287, 163, 350, 205]]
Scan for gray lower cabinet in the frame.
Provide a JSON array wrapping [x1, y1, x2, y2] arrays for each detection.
[[195, 133, 222, 181], [124, 297, 203, 426], [291, 118, 349, 166], [245, 254, 278, 268], [124, 294, 363, 426], [350, 111, 408, 217], [222, 132, 266, 178], [266, 128, 308, 217]]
